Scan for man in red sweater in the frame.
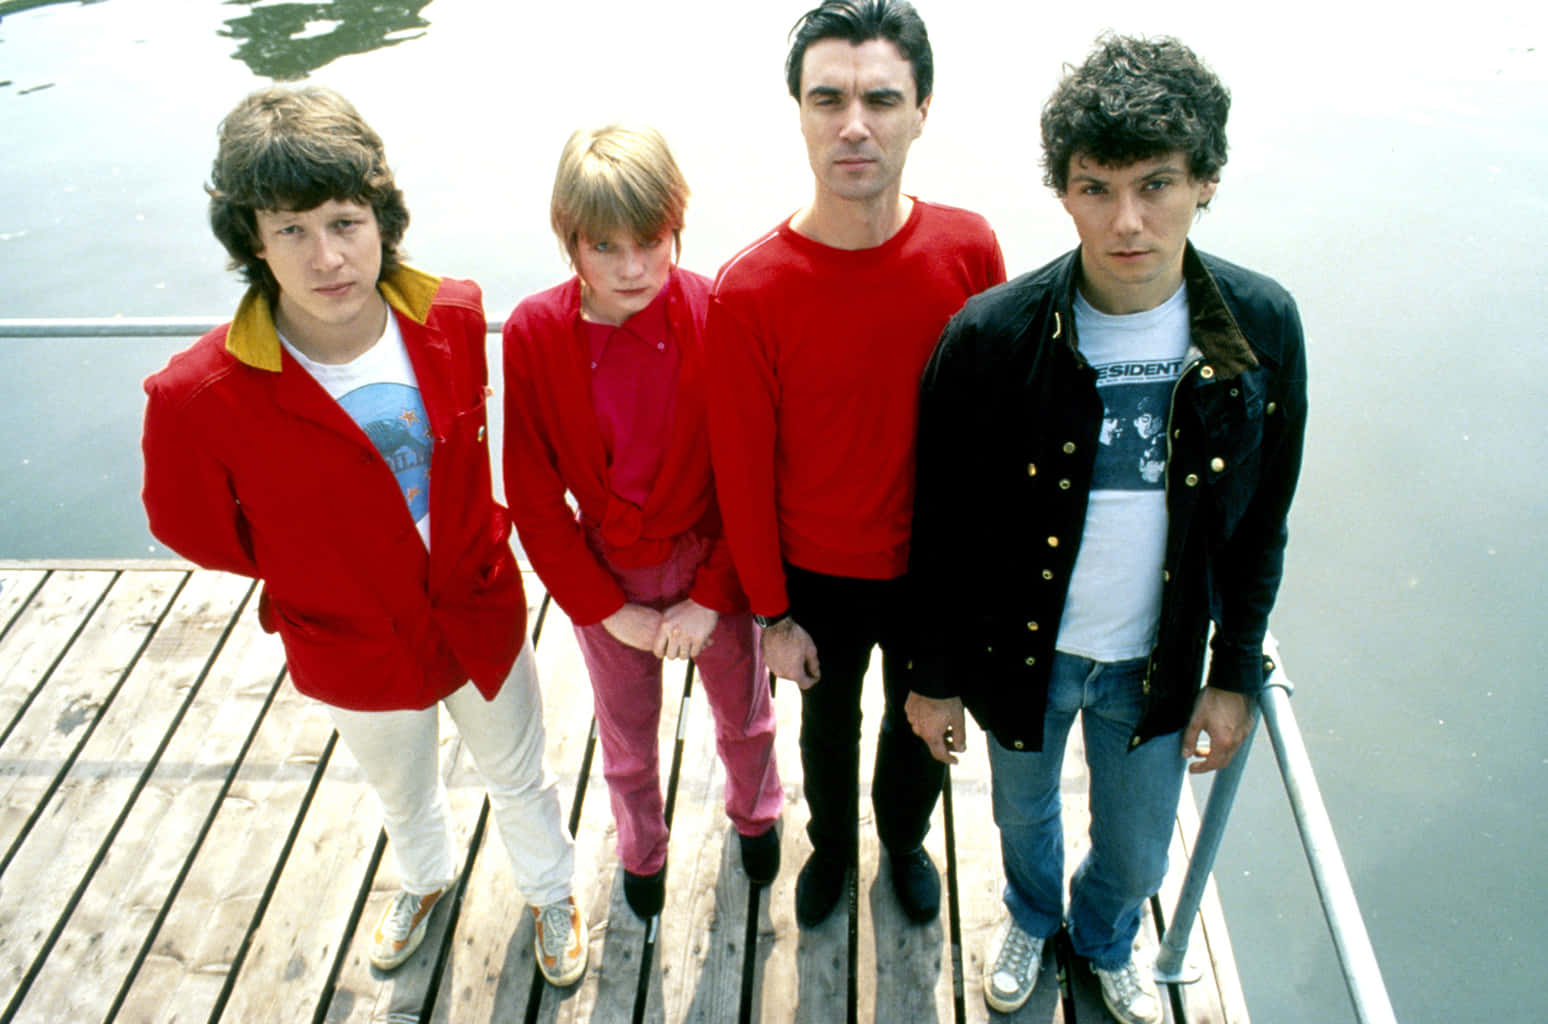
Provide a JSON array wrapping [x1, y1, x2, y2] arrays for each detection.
[[705, 0, 1005, 927]]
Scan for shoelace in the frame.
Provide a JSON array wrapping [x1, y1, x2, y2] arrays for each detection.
[[1104, 961, 1147, 1001], [538, 901, 574, 957], [382, 890, 425, 940], [994, 926, 1041, 983]]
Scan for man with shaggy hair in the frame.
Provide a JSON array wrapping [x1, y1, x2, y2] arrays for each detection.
[[905, 36, 1307, 1022], [143, 86, 589, 986], [705, 0, 1004, 928]]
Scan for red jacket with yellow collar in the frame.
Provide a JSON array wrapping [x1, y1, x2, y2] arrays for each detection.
[[142, 267, 525, 711]]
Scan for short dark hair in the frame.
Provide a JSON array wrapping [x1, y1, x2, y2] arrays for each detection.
[[207, 86, 409, 301], [785, 0, 933, 104], [1041, 34, 1230, 197]]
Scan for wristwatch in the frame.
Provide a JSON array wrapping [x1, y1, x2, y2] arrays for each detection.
[[752, 609, 791, 629]]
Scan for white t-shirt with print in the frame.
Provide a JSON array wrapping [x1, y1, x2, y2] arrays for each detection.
[[1055, 285, 1190, 662], [280, 314, 433, 548]]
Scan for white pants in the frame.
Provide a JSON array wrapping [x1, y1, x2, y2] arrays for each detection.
[[327, 641, 574, 906]]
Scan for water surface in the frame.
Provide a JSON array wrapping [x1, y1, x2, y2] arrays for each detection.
[[2, 2, 1545, 1020]]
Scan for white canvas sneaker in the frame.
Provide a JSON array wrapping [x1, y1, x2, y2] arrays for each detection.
[[1094, 957, 1163, 1024], [983, 915, 1046, 1012]]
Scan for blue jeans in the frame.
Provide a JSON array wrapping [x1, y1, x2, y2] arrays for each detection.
[[987, 653, 1187, 969]]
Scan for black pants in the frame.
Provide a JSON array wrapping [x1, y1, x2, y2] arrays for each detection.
[[785, 564, 945, 862]]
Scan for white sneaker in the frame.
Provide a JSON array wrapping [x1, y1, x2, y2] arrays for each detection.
[[983, 915, 1045, 1013], [369, 886, 446, 970], [1094, 957, 1163, 1024], [532, 896, 588, 986]]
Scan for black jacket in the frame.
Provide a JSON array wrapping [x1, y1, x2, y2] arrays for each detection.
[[907, 244, 1308, 752]]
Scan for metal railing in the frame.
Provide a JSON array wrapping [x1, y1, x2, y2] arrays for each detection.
[[0, 317, 505, 338], [1157, 634, 1398, 1023]]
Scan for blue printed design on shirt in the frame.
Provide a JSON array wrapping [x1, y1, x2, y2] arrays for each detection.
[[1090, 360, 1182, 491], [339, 382, 432, 521]]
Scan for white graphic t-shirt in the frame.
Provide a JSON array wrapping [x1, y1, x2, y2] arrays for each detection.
[[1055, 285, 1191, 662], [281, 314, 433, 548]]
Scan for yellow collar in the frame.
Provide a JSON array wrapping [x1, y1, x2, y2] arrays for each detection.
[[224, 265, 442, 371]]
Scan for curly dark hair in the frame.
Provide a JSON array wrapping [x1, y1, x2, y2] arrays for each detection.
[[1041, 34, 1230, 198], [206, 86, 409, 301], [785, 0, 933, 104]]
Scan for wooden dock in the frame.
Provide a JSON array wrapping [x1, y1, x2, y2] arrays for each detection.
[[0, 562, 1247, 1024]]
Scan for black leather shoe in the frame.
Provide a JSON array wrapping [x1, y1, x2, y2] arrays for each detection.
[[889, 846, 940, 923], [795, 851, 847, 927], [739, 826, 780, 885], [623, 865, 666, 919]]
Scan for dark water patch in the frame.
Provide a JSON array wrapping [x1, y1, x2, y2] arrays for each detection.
[[219, 0, 431, 81]]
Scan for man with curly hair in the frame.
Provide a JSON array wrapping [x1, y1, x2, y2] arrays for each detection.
[[905, 36, 1307, 1022]]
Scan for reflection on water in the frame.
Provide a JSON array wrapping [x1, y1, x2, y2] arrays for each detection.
[[219, 0, 429, 80], [0, 0, 108, 21]]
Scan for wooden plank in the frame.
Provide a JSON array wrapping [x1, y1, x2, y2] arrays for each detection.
[[0, 570, 181, 861], [0, 569, 242, 1016], [0, 559, 196, 572], [0, 569, 117, 734], [749, 679, 815, 1023], [0, 569, 47, 640], [119, 649, 335, 1021], [0, 564, 1249, 1024], [212, 724, 400, 1022], [655, 671, 740, 1023], [856, 650, 954, 1024], [11, 585, 284, 1022]]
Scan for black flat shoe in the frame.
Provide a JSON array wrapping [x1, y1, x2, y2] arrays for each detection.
[[888, 846, 940, 923], [623, 865, 666, 919], [739, 826, 781, 885], [795, 851, 847, 927]]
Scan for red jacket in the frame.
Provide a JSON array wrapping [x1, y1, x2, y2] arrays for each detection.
[[502, 268, 744, 626], [141, 268, 525, 711]]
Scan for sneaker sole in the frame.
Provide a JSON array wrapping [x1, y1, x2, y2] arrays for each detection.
[[985, 981, 1036, 1014]]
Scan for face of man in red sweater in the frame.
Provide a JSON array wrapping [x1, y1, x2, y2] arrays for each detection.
[[796, 37, 930, 208]]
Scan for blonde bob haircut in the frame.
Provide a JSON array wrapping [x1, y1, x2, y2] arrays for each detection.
[[550, 125, 689, 263]]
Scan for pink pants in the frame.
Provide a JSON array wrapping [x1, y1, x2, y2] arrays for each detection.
[[574, 529, 782, 875]]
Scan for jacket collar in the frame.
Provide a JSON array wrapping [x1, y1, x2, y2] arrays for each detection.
[[1055, 242, 1259, 379], [224, 265, 442, 372]]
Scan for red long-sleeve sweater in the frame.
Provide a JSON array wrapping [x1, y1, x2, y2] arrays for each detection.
[[705, 199, 1006, 616], [502, 268, 745, 626]]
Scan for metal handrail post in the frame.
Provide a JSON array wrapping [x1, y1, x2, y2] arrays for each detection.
[[1259, 681, 1398, 1024], [1153, 700, 1260, 982]]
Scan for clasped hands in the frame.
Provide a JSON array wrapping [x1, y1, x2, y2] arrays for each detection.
[[601, 599, 718, 660]]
